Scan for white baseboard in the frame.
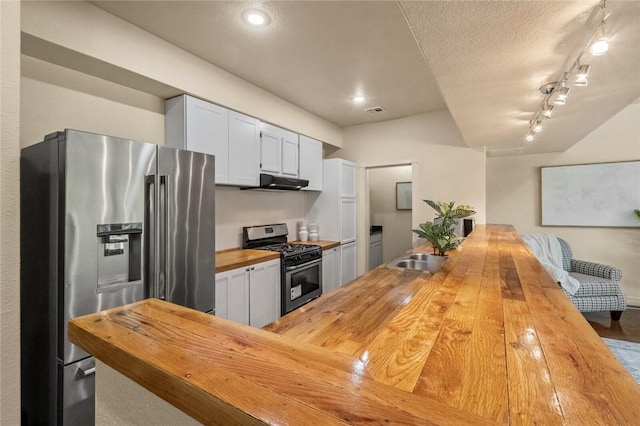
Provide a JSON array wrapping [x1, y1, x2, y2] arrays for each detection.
[[626, 295, 640, 308]]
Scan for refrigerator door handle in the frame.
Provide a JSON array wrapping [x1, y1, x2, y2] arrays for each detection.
[[158, 175, 169, 300], [144, 175, 158, 299]]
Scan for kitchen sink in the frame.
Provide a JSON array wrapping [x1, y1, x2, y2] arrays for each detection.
[[386, 254, 431, 272], [408, 253, 429, 261]]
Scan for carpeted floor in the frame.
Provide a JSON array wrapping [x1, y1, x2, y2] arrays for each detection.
[[602, 337, 640, 384]]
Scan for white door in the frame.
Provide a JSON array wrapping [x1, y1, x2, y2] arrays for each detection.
[[215, 267, 249, 325], [228, 111, 260, 186], [280, 132, 299, 177], [369, 241, 383, 270], [185, 96, 229, 184], [322, 248, 339, 294], [249, 259, 281, 328], [341, 242, 357, 285], [340, 160, 356, 198], [340, 198, 357, 244]]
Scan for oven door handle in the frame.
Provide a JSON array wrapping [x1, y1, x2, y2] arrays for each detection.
[[285, 258, 322, 271]]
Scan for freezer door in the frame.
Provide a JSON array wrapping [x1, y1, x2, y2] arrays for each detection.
[[157, 146, 215, 312], [62, 130, 154, 365], [61, 357, 96, 426]]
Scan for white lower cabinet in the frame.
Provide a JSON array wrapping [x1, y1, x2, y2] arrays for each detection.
[[322, 247, 341, 294], [215, 267, 249, 325], [248, 258, 281, 328], [341, 241, 357, 285], [215, 258, 280, 328], [369, 233, 383, 270]]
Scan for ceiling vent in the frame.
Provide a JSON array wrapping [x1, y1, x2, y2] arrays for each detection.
[[364, 106, 385, 113]]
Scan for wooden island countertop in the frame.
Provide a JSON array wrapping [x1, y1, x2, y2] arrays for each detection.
[[69, 225, 640, 425]]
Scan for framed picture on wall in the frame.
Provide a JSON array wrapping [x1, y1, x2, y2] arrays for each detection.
[[396, 182, 412, 210]]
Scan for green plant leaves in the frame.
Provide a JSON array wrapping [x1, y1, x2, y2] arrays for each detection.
[[413, 200, 476, 256]]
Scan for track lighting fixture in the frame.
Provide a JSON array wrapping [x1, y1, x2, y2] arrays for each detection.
[[575, 64, 591, 86], [542, 104, 555, 119], [524, 0, 611, 143], [531, 120, 543, 133], [554, 86, 570, 105]]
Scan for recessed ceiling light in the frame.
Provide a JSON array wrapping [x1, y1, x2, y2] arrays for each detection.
[[241, 9, 270, 27], [352, 96, 365, 103]]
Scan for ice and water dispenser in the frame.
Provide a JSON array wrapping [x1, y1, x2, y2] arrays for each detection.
[[96, 223, 142, 289]]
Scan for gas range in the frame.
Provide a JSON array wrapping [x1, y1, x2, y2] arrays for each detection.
[[242, 224, 322, 264]]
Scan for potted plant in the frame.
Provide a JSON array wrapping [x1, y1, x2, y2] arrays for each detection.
[[634, 209, 640, 219], [413, 200, 476, 272]]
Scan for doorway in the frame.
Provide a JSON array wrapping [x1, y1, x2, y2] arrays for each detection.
[[366, 164, 413, 271]]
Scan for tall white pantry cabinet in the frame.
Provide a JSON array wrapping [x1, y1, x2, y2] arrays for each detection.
[[307, 158, 357, 291]]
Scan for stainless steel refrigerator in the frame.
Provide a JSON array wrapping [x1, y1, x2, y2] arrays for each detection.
[[20, 129, 216, 425]]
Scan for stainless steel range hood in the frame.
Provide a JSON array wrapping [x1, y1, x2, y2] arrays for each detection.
[[242, 174, 309, 191]]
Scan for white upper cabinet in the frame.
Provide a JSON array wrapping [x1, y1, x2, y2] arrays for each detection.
[[165, 95, 229, 184], [228, 111, 260, 187], [281, 134, 299, 177], [165, 95, 259, 187], [298, 135, 323, 191], [166, 95, 329, 189], [259, 124, 281, 174], [259, 122, 299, 178]]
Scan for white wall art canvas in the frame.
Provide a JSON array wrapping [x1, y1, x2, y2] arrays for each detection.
[[541, 161, 640, 227]]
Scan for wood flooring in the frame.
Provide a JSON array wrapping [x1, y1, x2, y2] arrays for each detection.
[[584, 307, 640, 343]]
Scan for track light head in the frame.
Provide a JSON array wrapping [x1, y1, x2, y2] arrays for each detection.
[[531, 120, 543, 133], [542, 104, 555, 118], [575, 64, 591, 86], [526, 132, 535, 142], [554, 87, 571, 105]]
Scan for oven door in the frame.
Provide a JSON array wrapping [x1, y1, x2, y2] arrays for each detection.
[[283, 258, 322, 314]]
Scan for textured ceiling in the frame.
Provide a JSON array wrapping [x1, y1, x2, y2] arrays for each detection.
[[90, 1, 640, 156], [399, 0, 640, 155], [89, 0, 445, 128]]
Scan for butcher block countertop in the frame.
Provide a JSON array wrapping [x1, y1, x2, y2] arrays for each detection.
[[215, 240, 340, 273], [69, 225, 640, 425], [215, 248, 280, 273]]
